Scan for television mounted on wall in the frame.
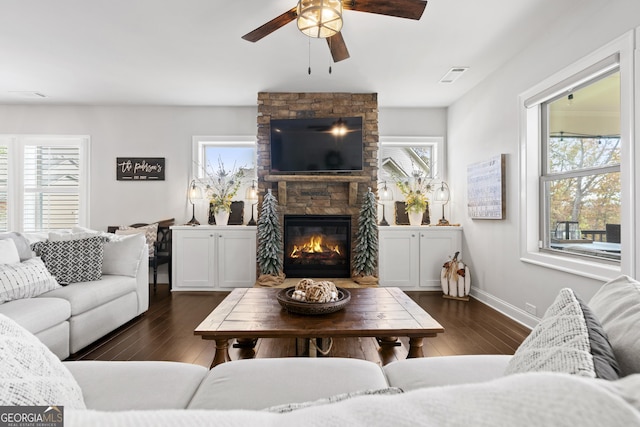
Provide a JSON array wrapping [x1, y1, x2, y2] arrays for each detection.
[[270, 116, 363, 173]]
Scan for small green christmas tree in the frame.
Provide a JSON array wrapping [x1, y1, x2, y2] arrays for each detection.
[[352, 188, 378, 277], [257, 188, 283, 276]]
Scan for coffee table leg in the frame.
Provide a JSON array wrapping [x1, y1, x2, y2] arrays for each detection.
[[407, 337, 424, 358], [210, 339, 231, 368]]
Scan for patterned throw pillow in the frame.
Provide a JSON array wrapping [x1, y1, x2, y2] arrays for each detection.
[[505, 288, 620, 380], [0, 313, 86, 408], [116, 223, 158, 258], [32, 236, 107, 285], [0, 257, 60, 303]]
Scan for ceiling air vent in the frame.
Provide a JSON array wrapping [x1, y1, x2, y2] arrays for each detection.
[[439, 67, 469, 84]]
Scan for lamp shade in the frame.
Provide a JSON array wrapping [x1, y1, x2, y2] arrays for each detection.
[[433, 181, 450, 204], [297, 0, 343, 38], [378, 182, 394, 201], [188, 180, 203, 203], [245, 181, 259, 202]]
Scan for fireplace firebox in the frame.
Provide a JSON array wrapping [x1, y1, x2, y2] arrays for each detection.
[[283, 215, 351, 278]]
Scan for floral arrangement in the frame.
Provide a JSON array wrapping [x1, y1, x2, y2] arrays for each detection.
[[198, 158, 245, 213], [394, 170, 432, 213]]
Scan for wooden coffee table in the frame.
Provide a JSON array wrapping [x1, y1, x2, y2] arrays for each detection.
[[194, 287, 444, 368]]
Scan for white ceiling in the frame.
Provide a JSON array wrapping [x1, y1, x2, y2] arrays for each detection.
[[0, 0, 582, 108]]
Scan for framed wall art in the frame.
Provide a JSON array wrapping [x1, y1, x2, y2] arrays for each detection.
[[117, 157, 165, 181], [467, 154, 506, 219]]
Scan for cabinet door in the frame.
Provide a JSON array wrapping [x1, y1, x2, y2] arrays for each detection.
[[217, 230, 257, 288], [419, 230, 462, 288], [173, 230, 215, 290], [378, 229, 420, 287]]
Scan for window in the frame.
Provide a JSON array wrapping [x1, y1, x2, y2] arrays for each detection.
[[519, 32, 634, 279], [192, 136, 256, 180], [542, 71, 621, 261], [0, 135, 89, 233]]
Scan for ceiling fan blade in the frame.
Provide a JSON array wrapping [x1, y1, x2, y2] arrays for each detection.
[[327, 32, 350, 62], [342, 0, 427, 20], [241, 7, 298, 42]]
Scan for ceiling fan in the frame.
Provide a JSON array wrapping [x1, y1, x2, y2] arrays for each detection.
[[242, 0, 428, 63]]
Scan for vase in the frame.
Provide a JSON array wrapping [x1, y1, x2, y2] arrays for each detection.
[[408, 210, 423, 226], [214, 210, 230, 226]]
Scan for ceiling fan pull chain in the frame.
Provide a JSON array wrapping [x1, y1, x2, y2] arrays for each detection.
[[308, 36, 312, 75], [328, 37, 332, 74]]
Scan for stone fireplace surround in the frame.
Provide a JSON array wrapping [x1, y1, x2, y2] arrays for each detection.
[[256, 92, 379, 276]]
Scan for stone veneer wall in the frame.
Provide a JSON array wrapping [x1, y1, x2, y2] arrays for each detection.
[[256, 92, 379, 275]]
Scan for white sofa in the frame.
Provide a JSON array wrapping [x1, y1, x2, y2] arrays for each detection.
[[0, 231, 149, 359], [1, 275, 639, 426]]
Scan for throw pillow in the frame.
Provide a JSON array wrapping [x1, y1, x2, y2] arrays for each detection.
[[0, 313, 86, 408], [116, 223, 158, 258], [0, 239, 20, 265], [0, 232, 34, 261], [0, 257, 60, 303], [265, 387, 404, 413], [32, 236, 107, 285], [588, 275, 640, 377], [102, 233, 145, 277], [504, 288, 620, 380]]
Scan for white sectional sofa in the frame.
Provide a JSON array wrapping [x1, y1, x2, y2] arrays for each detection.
[[1, 275, 639, 426], [0, 231, 149, 359]]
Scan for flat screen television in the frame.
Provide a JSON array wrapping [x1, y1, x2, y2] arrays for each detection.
[[270, 116, 363, 173]]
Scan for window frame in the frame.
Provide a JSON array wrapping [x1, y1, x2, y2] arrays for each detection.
[[378, 136, 444, 181], [518, 31, 635, 280], [0, 134, 90, 232]]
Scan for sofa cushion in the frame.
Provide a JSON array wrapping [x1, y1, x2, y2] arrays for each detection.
[[39, 275, 136, 316], [0, 297, 70, 335], [0, 232, 33, 261], [0, 238, 20, 264], [0, 313, 85, 409], [102, 233, 145, 277], [32, 236, 107, 285], [66, 373, 640, 427], [64, 361, 208, 410], [383, 354, 513, 390], [188, 357, 389, 410], [504, 288, 619, 380], [588, 275, 640, 377], [0, 257, 60, 303]]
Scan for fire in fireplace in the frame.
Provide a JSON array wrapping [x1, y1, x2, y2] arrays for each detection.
[[284, 215, 351, 278]]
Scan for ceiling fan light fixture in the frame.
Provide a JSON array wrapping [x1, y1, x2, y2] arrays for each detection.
[[297, 0, 343, 38]]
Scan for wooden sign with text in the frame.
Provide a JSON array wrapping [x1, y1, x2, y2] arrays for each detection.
[[116, 157, 165, 181]]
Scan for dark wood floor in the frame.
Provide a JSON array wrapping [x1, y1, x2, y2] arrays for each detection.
[[68, 285, 530, 368]]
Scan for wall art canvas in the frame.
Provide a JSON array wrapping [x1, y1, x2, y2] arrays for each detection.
[[467, 154, 505, 219]]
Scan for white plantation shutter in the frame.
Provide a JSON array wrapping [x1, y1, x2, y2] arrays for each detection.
[[0, 135, 89, 232], [0, 145, 8, 231]]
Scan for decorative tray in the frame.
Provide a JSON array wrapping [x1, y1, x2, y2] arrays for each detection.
[[276, 287, 351, 316]]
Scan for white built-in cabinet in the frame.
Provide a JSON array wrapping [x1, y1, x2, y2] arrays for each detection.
[[171, 226, 257, 291], [378, 226, 462, 290]]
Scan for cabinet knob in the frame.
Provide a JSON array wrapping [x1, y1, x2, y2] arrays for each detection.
[[411, 234, 415, 238], [421, 234, 425, 237]]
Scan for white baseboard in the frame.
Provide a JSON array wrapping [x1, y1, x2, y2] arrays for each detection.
[[470, 288, 538, 329]]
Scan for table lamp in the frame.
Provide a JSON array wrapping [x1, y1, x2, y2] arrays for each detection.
[[378, 181, 394, 226], [245, 180, 259, 226], [434, 181, 450, 226], [186, 180, 203, 226]]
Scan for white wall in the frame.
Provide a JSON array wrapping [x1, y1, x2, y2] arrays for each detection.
[[447, 0, 640, 326], [0, 105, 258, 230]]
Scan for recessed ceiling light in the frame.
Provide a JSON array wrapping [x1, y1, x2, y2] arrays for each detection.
[[8, 91, 47, 98], [439, 67, 469, 84]]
